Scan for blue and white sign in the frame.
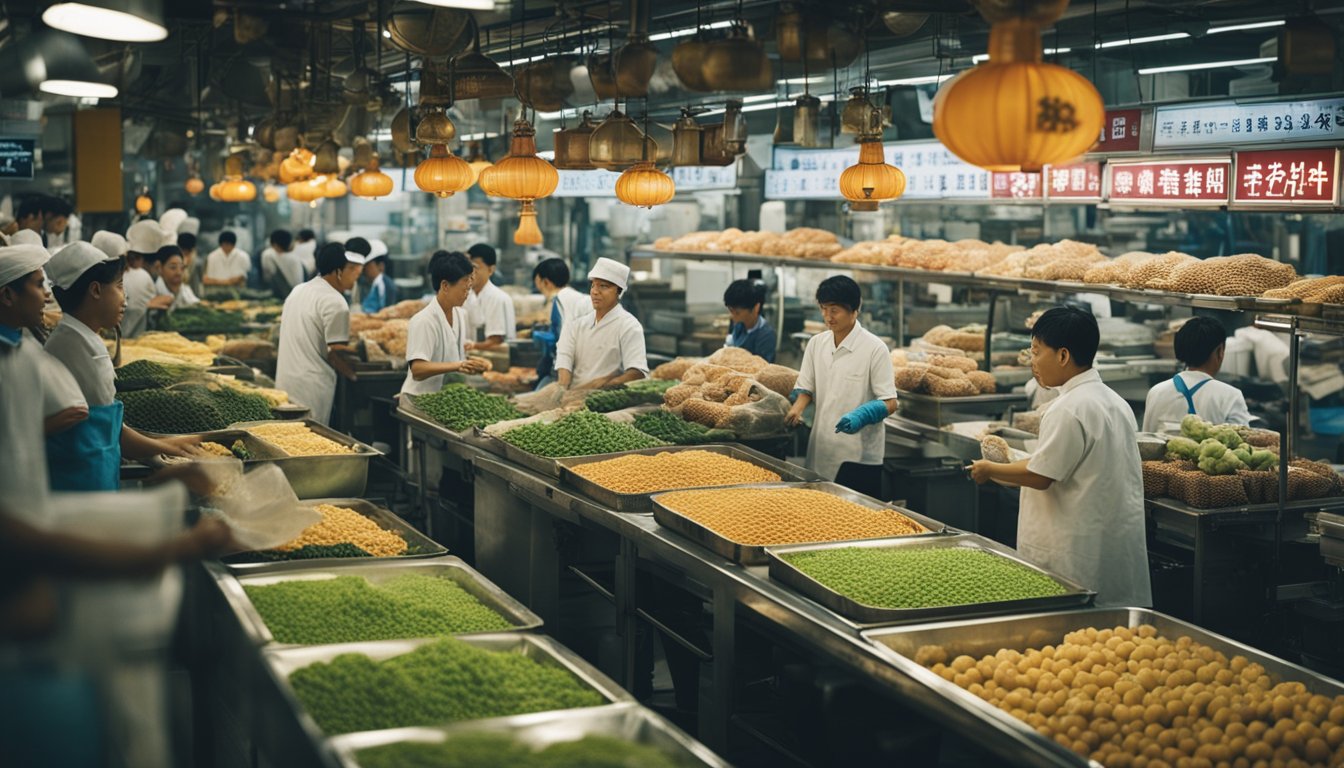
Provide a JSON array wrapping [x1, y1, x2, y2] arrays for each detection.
[[1153, 97, 1344, 149], [552, 165, 737, 198], [765, 141, 989, 201]]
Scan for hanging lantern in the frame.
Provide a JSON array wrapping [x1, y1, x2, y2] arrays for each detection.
[[217, 152, 257, 202], [135, 194, 153, 214], [671, 109, 704, 167], [793, 94, 822, 148], [263, 184, 282, 203], [553, 113, 597, 171], [721, 100, 748, 154], [477, 158, 506, 197], [323, 177, 348, 198], [415, 144, 473, 198], [841, 88, 881, 135], [287, 179, 323, 205], [616, 161, 675, 208], [451, 34, 515, 100], [698, 22, 773, 92], [492, 119, 558, 202], [185, 175, 205, 195], [350, 155, 394, 199], [514, 200, 543, 246], [415, 108, 457, 145], [838, 137, 905, 211], [934, 16, 1103, 172], [312, 137, 341, 175], [208, 183, 222, 201], [279, 148, 315, 183], [588, 109, 645, 172], [464, 142, 492, 185]]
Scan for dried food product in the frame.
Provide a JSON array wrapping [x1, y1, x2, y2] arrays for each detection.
[[220, 339, 277, 361], [706, 346, 769, 373], [118, 387, 230, 433], [248, 422, 354, 456], [288, 637, 605, 735], [413, 384, 524, 430], [682, 398, 732, 428], [571, 449, 780, 494], [781, 546, 1066, 609], [650, 357, 700, 381], [1082, 251, 1154, 285], [164, 305, 247, 334], [116, 332, 218, 366], [357, 733, 689, 768], [923, 623, 1344, 768], [243, 573, 512, 644], [374, 299, 428, 320], [928, 376, 980, 398], [966, 370, 997, 394], [662, 383, 698, 407], [501, 410, 667, 457], [922, 325, 985, 353], [360, 318, 410, 357], [894, 367, 927, 392], [981, 436, 1012, 463], [633, 410, 735, 445], [1123, 251, 1198, 289], [1012, 410, 1044, 435], [652, 236, 676, 250], [582, 380, 676, 413], [271, 504, 409, 557], [680, 363, 732, 386], [928, 354, 978, 373], [1151, 254, 1298, 297], [1141, 461, 1171, 497], [697, 381, 730, 403], [656, 487, 925, 546]]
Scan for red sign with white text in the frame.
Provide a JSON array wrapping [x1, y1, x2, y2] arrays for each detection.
[[1106, 159, 1231, 205], [1097, 109, 1143, 152], [1232, 148, 1339, 207], [1045, 162, 1103, 201], [990, 172, 1042, 199]]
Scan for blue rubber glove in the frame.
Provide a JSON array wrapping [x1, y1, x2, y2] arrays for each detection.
[[835, 399, 889, 434], [532, 329, 557, 351]]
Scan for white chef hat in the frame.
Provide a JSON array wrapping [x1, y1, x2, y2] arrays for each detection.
[[588, 257, 630, 291], [91, 230, 128, 260], [345, 251, 367, 266], [159, 208, 188, 234], [47, 241, 120, 290], [0, 244, 51, 287], [9, 229, 42, 247], [126, 219, 164, 254], [179, 216, 201, 236], [368, 238, 388, 258]]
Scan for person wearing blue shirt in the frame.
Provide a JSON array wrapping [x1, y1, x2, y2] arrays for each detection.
[[360, 251, 395, 314], [723, 278, 775, 363]]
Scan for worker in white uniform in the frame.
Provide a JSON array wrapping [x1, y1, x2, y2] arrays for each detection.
[[0, 244, 60, 520], [360, 240, 395, 315], [260, 229, 303, 298], [463, 243, 516, 351], [202, 230, 250, 288], [275, 242, 361, 424], [1142, 316, 1251, 432], [530, 257, 592, 385], [119, 220, 163, 338], [400, 250, 489, 396], [555, 257, 648, 390], [153, 247, 200, 310], [786, 276, 898, 496], [970, 307, 1152, 608]]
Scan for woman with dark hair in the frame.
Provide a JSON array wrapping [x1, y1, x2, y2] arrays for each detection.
[[1141, 316, 1250, 432], [400, 251, 489, 396]]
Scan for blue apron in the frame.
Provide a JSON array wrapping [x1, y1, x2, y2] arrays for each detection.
[[46, 400, 124, 492], [1172, 375, 1211, 415]]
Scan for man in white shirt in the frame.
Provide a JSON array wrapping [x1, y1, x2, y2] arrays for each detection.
[[971, 307, 1151, 608], [530, 257, 592, 383], [275, 243, 361, 424], [203, 230, 250, 288], [293, 229, 318, 276], [463, 243, 516, 351], [119, 221, 163, 338], [1142, 316, 1251, 432], [555, 257, 647, 390], [786, 276, 898, 494], [401, 251, 489, 396], [260, 229, 303, 298]]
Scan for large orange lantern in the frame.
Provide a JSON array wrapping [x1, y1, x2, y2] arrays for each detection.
[[279, 148, 315, 183], [134, 194, 153, 214], [185, 176, 204, 195], [615, 161, 675, 208], [287, 179, 323, 204], [477, 156, 507, 198], [350, 156, 394, 199], [933, 17, 1103, 172], [514, 200, 542, 245], [414, 144, 473, 198], [464, 142, 492, 186], [838, 138, 906, 211], [491, 119, 558, 202]]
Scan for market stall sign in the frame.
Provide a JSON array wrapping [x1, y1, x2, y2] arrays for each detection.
[[1152, 97, 1344, 150], [1105, 158, 1231, 205], [1232, 147, 1340, 207], [1097, 109, 1144, 153], [990, 172, 1042, 199], [0, 138, 34, 179], [554, 165, 738, 198], [1045, 162, 1103, 202], [766, 141, 989, 201]]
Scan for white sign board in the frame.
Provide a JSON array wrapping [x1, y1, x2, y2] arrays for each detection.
[[552, 165, 737, 198], [1152, 97, 1344, 149], [765, 141, 990, 201]]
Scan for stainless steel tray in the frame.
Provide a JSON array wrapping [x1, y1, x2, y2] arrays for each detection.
[[220, 498, 446, 572], [486, 433, 565, 478], [328, 703, 731, 768], [766, 534, 1094, 627], [896, 390, 1030, 427], [231, 419, 381, 498], [218, 555, 542, 646], [650, 482, 946, 566], [558, 444, 818, 512], [864, 608, 1344, 768], [262, 634, 634, 743]]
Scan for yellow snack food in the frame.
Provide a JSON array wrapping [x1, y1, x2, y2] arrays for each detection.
[[572, 450, 780, 494], [276, 504, 408, 557], [249, 422, 354, 456], [656, 487, 925, 546]]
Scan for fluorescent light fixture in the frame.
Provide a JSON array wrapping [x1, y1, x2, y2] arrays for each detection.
[[458, 132, 499, 141], [777, 76, 827, 86], [1207, 19, 1284, 34], [1138, 56, 1276, 74], [972, 47, 1069, 64], [41, 79, 118, 98], [878, 74, 955, 86], [702, 94, 836, 117], [1096, 32, 1190, 49], [42, 1, 167, 43], [648, 19, 733, 42], [742, 93, 780, 103], [410, 0, 495, 9], [537, 107, 581, 121], [503, 54, 546, 67]]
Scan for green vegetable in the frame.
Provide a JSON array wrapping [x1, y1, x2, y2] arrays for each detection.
[[413, 384, 524, 431], [226, 543, 373, 563], [114, 359, 205, 390], [632, 410, 736, 445], [358, 733, 689, 768], [583, 387, 666, 413], [1247, 448, 1279, 472], [1231, 447, 1253, 466], [164, 305, 246, 334], [288, 637, 605, 734], [501, 410, 667, 457], [116, 382, 273, 433], [243, 573, 513, 644], [1197, 438, 1245, 475], [1164, 436, 1200, 461], [780, 546, 1067, 610], [624, 378, 678, 395], [1211, 426, 1245, 450], [1181, 415, 1212, 442], [230, 439, 251, 460]]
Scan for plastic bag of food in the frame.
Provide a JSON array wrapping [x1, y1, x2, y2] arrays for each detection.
[[201, 462, 320, 550], [482, 408, 568, 438], [719, 383, 790, 438], [512, 381, 594, 414], [981, 435, 1012, 463]]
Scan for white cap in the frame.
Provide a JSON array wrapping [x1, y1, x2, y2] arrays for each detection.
[[159, 208, 188, 234], [126, 219, 164, 254], [0, 244, 51, 287], [91, 230, 128, 260], [589, 257, 630, 291], [345, 251, 367, 266], [179, 216, 201, 236], [368, 238, 388, 258], [47, 241, 119, 290], [10, 229, 42, 247]]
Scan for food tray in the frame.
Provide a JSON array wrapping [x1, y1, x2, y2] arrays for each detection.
[[650, 482, 946, 566], [557, 444, 819, 512], [218, 555, 542, 646], [485, 433, 566, 478], [1321, 512, 1344, 567], [863, 608, 1344, 768], [766, 534, 1094, 628], [896, 390, 1030, 427], [231, 419, 381, 498], [219, 498, 445, 572], [261, 634, 634, 748]]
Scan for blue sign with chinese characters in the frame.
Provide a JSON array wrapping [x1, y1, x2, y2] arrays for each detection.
[[1152, 98, 1344, 150], [0, 138, 34, 180]]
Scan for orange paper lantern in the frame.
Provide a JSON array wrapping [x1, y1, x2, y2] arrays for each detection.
[[287, 179, 323, 204], [464, 142, 492, 186], [185, 176, 204, 195], [477, 157, 506, 197], [263, 184, 281, 203], [838, 138, 906, 211], [514, 200, 542, 245], [934, 18, 1103, 172], [414, 144, 473, 198], [279, 148, 316, 183], [322, 177, 348, 198], [350, 156, 394, 199], [134, 194, 153, 214], [491, 119, 558, 201], [615, 161, 675, 208]]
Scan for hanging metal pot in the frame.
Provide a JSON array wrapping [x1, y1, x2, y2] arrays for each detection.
[[415, 107, 457, 145], [883, 11, 930, 37], [588, 109, 646, 171], [254, 116, 276, 150], [671, 37, 711, 91], [840, 87, 882, 135], [553, 112, 598, 170], [587, 51, 619, 101], [699, 23, 773, 92], [352, 137, 375, 169], [643, 121, 674, 166], [721, 99, 747, 154], [418, 59, 452, 108], [273, 124, 300, 154], [452, 33, 514, 100], [386, 0, 476, 57], [390, 108, 413, 153], [516, 57, 577, 112], [699, 123, 737, 166], [615, 34, 658, 98], [772, 103, 794, 145], [312, 136, 342, 175], [671, 109, 704, 166], [793, 94, 822, 148], [776, 4, 863, 70]]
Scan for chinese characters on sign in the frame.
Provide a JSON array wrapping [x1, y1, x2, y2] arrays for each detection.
[[0, 139, 34, 179], [990, 172, 1042, 199], [1153, 98, 1344, 149], [765, 141, 990, 201], [553, 166, 741, 198], [1232, 148, 1339, 206], [1106, 159, 1231, 205], [1045, 162, 1103, 201], [1096, 109, 1143, 152]]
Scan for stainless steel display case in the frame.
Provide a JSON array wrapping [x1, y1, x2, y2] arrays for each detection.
[[231, 419, 382, 498], [895, 390, 1030, 427], [766, 533, 1094, 627], [1321, 511, 1344, 567], [557, 444, 819, 512], [650, 482, 946, 566]]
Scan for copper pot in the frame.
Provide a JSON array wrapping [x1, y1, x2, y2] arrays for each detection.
[[776, 5, 862, 70], [615, 35, 658, 98], [415, 108, 457, 145], [390, 108, 413, 153], [516, 58, 576, 112], [699, 23, 773, 92], [451, 34, 514, 100], [699, 123, 737, 166], [588, 109, 646, 171], [587, 52, 618, 101], [672, 37, 711, 91], [553, 112, 598, 170], [671, 109, 704, 166]]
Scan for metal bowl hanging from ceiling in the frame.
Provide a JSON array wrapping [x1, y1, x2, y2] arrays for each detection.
[[385, 0, 476, 57], [452, 34, 515, 101], [699, 23, 773, 92], [614, 35, 658, 98], [588, 109, 646, 172], [775, 4, 863, 70], [391, 108, 413, 154], [587, 51, 619, 101], [553, 112, 599, 171], [516, 58, 577, 112], [671, 37, 711, 91]]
